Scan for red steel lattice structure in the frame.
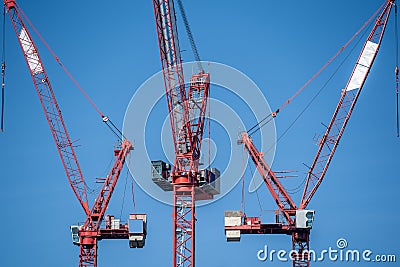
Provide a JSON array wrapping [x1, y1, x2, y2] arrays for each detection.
[[78, 139, 133, 267], [152, 0, 213, 266], [300, 0, 393, 209], [226, 1, 394, 267], [4, 1, 144, 266], [4, 0, 90, 215]]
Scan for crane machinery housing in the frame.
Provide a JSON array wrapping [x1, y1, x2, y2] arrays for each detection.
[[3, 1, 147, 266], [224, 1, 395, 267]]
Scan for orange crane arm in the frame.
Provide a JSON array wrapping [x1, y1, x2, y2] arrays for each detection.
[[300, 0, 394, 209], [4, 0, 90, 215]]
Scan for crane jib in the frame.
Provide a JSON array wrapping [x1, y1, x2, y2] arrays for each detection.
[[301, 0, 393, 209], [5, 3, 90, 215]]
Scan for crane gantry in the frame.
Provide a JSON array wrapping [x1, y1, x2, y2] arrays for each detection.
[[225, 1, 395, 267], [3, 1, 146, 266]]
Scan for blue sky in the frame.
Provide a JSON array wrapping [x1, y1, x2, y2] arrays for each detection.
[[1, 0, 399, 266]]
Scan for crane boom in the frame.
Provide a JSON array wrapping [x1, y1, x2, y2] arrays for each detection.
[[85, 139, 133, 230], [78, 139, 133, 267], [4, 0, 89, 215], [300, 0, 394, 209], [240, 132, 297, 223], [153, 0, 192, 170], [232, 132, 312, 267]]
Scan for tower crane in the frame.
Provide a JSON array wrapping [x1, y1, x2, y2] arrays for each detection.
[[151, 1, 220, 266], [224, 1, 395, 267], [3, 1, 146, 266]]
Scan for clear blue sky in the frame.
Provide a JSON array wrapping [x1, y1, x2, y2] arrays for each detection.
[[1, 0, 399, 266]]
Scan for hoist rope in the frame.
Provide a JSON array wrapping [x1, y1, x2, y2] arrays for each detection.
[[176, 0, 203, 72], [1, 6, 6, 132], [394, 2, 399, 137], [247, 2, 386, 136], [286, 175, 307, 195], [131, 176, 137, 214], [18, 6, 103, 117], [85, 156, 115, 195], [208, 96, 211, 171], [262, 23, 371, 155], [248, 160, 263, 218], [255, 23, 369, 197], [119, 168, 129, 219], [240, 146, 246, 214], [127, 154, 137, 213], [17, 5, 124, 139], [247, 115, 274, 136]]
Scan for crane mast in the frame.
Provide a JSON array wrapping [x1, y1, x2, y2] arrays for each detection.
[[4, 1, 146, 266], [225, 1, 394, 267], [152, 1, 216, 266]]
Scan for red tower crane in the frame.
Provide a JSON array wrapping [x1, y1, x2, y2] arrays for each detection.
[[151, 1, 220, 266], [3, 1, 146, 266], [224, 1, 394, 267]]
